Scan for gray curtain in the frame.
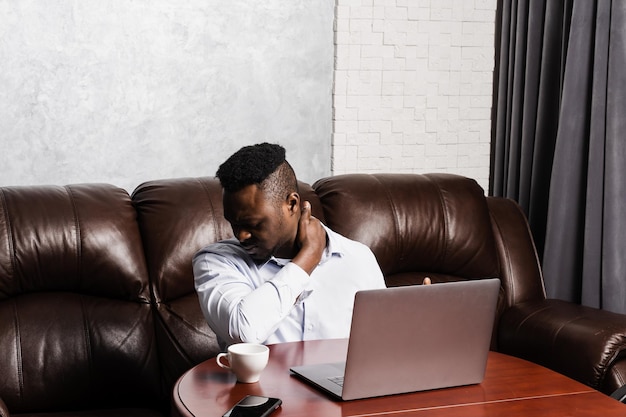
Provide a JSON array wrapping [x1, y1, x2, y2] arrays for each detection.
[[490, 0, 626, 313]]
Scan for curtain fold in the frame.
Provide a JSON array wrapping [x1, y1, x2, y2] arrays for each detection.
[[491, 0, 565, 259], [603, 4, 626, 309], [490, 0, 626, 313]]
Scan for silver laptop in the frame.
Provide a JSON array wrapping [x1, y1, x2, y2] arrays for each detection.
[[290, 278, 500, 401]]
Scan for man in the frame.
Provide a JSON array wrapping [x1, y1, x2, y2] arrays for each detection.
[[193, 143, 386, 347]]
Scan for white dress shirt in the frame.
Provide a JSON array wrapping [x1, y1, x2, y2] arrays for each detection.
[[193, 225, 386, 347]]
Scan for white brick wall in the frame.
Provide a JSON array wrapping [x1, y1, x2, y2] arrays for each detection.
[[332, 0, 496, 191]]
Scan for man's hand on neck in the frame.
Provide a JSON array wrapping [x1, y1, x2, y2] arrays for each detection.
[[292, 201, 327, 275]]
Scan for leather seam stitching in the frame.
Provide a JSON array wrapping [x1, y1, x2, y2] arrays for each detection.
[[423, 175, 450, 268], [13, 299, 24, 410], [0, 189, 18, 293], [198, 177, 221, 243], [65, 185, 82, 288], [370, 175, 402, 259]]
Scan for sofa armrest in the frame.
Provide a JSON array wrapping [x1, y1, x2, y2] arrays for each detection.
[[0, 397, 9, 417], [498, 299, 626, 393]]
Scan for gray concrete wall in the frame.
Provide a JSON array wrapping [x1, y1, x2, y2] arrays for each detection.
[[0, 1, 334, 191]]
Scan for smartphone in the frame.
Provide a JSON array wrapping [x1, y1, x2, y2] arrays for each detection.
[[222, 395, 282, 417]]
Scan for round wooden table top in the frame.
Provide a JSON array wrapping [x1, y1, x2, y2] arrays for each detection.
[[172, 338, 626, 417]]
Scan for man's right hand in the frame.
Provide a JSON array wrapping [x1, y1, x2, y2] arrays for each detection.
[[292, 201, 327, 275]]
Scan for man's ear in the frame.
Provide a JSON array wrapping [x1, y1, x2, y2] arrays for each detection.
[[286, 192, 300, 215]]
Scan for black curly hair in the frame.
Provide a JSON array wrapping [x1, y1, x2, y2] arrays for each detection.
[[216, 143, 298, 204]]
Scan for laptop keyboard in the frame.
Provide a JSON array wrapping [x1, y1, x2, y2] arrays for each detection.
[[328, 376, 344, 387]]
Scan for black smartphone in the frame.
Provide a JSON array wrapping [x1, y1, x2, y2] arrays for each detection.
[[222, 395, 282, 417]]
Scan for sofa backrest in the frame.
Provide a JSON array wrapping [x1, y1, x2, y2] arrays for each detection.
[[313, 173, 501, 286], [0, 184, 161, 413], [132, 177, 226, 393]]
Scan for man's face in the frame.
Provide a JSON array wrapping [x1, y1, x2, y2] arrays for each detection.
[[223, 184, 299, 262]]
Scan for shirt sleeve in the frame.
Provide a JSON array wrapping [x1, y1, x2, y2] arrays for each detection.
[[193, 249, 310, 346]]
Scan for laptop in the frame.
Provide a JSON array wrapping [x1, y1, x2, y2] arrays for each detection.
[[290, 278, 500, 401]]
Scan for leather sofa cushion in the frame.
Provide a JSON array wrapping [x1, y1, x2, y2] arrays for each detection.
[[313, 173, 500, 282], [0, 184, 160, 413], [0, 185, 149, 300]]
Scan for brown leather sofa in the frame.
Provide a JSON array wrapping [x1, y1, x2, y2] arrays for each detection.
[[1, 173, 626, 416]]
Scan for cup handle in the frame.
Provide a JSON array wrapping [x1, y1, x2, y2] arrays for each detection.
[[216, 353, 231, 370]]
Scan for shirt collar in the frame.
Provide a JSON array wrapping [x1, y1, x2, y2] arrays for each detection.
[[320, 224, 345, 261], [264, 224, 345, 267]]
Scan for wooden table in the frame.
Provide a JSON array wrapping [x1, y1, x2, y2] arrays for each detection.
[[172, 339, 626, 417]]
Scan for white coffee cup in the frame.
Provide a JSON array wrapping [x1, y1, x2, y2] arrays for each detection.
[[216, 343, 269, 383]]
